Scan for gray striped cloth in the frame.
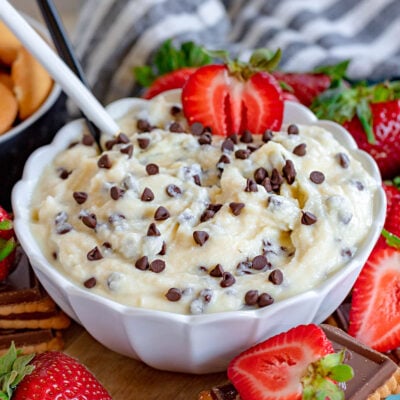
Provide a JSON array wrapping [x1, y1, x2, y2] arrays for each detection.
[[73, 0, 400, 104]]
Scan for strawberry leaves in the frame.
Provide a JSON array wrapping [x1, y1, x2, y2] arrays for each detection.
[[134, 39, 211, 87], [0, 342, 34, 400], [301, 350, 353, 400]]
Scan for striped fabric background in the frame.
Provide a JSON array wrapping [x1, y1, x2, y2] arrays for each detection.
[[73, 0, 400, 104]]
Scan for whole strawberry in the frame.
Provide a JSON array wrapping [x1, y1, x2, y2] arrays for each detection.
[[0, 206, 16, 281], [311, 81, 400, 179], [0, 343, 112, 400]]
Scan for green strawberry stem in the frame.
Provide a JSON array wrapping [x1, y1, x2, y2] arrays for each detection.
[[382, 229, 400, 249], [0, 342, 35, 400], [301, 350, 354, 400], [0, 238, 15, 262], [0, 221, 12, 232], [133, 39, 211, 87]]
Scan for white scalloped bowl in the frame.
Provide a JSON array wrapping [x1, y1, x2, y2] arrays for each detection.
[[12, 91, 385, 374]]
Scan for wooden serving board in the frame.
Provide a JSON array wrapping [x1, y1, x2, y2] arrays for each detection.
[[63, 323, 227, 399]]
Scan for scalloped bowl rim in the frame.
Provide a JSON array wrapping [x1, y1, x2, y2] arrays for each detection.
[[12, 90, 385, 324]]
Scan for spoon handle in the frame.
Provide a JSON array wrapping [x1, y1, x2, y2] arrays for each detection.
[[0, 0, 120, 138]]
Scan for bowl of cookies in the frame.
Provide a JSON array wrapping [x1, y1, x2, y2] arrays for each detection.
[[0, 19, 66, 210], [12, 84, 385, 374]]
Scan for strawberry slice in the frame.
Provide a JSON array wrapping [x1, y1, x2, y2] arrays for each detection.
[[182, 63, 283, 136], [227, 324, 346, 400], [142, 67, 198, 99], [348, 243, 400, 352], [0, 206, 13, 240]]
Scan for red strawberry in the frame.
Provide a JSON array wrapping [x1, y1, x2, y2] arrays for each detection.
[[227, 324, 352, 400], [272, 71, 331, 107], [348, 243, 400, 352], [311, 82, 400, 180], [9, 350, 112, 400], [142, 67, 198, 99], [182, 54, 284, 136], [383, 182, 400, 216], [0, 206, 15, 281]]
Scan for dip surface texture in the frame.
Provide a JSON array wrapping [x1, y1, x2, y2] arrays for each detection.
[[30, 96, 377, 314]]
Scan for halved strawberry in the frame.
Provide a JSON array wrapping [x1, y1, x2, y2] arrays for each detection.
[[227, 324, 351, 400], [0, 206, 13, 240], [142, 67, 198, 99], [348, 244, 400, 352], [182, 51, 283, 136], [383, 182, 400, 216]]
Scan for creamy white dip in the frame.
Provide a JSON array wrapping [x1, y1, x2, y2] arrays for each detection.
[[30, 94, 377, 314]]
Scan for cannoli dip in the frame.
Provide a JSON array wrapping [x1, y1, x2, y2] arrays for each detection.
[[30, 93, 378, 314]]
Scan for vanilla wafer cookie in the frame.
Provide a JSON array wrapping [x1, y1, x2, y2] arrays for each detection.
[[0, 310, 71, 330]]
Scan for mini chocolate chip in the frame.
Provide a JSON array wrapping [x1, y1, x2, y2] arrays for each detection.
[[147, 222, 161, 236], [193, 230, 209, 246], [354, 180, 364, 191], [245, 290, 259, 306], [282, 160, 296, 184], [73, 191, 88, 204], [269, 269, 283, 285], [220, 272, 235, 288], [102, 242, 112, 249], [210, 264, 224, 277], [261, 177, 273, 192], [199, 265, 208, 272], [84, 277, 97, 288], [198, 132, 212, 145], [258, 293, 274, 307], [52, 251, 57, 260], [337, 152, 350, 168], [208, 204, 223, 213], [270, 168, 284, 191], [245, 178, 258, 192], [166, 184, 182, 197], [105, 139, 117, 150], [254, 167, 268, 184], [58, 168, 71, 180], [169, 121, 185, 133], [229, 202, 245, 216], [120, 144, 133, 158], [221, 138, 235, 152], [137, 119, 152, 132], [341, 248, 354, 258], [146, 163, 159, 175], [235, 149, 250, 160], [301, 211, 317, 225], [262, 129, 273, 142], [240, 130, 253, 143], [190, 122, 204, 136], [252, 255, 269, 270], [116, 133, 130, 144], [247, 144, 260, 153], [149, 259, 166, 273], [110, 186, 124, 200], [135, 256, 149, 270], [82, 134, 95, 146], [158, 241, 167, 255], [138, 137, 150, 149], [56, 224, 72, 234], [287, 124, 299, 135], [154, 206, 170, 221], [98, 154, 111, 169], [193, 175, 201, 186], [87, 246, 103, 261], [166, 288, 182, 301], [170, 105, 182, 116], [141, 187, 154, 201], [200, 209, 215, 222], [293, 143, 307, 156], [310, 171, 325, 184], [218, 154, 230, 164], [82, 213, 97, 229]]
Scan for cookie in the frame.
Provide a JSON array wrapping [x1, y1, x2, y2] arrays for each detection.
[[11, 47, 53, 120], [0, 81, 18, 135], [0, 21, 21, 66]]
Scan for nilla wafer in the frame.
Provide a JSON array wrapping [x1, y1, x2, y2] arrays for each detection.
[[0, 21, 21, 66], [0, 82, 18, 135], [11, 47, 53, 120]]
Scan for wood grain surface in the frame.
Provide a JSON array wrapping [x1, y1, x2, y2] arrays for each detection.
[[63, 323, 227, 399]]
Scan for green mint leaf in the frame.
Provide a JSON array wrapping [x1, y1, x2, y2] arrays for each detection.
[[382, 229, 400, 249]]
